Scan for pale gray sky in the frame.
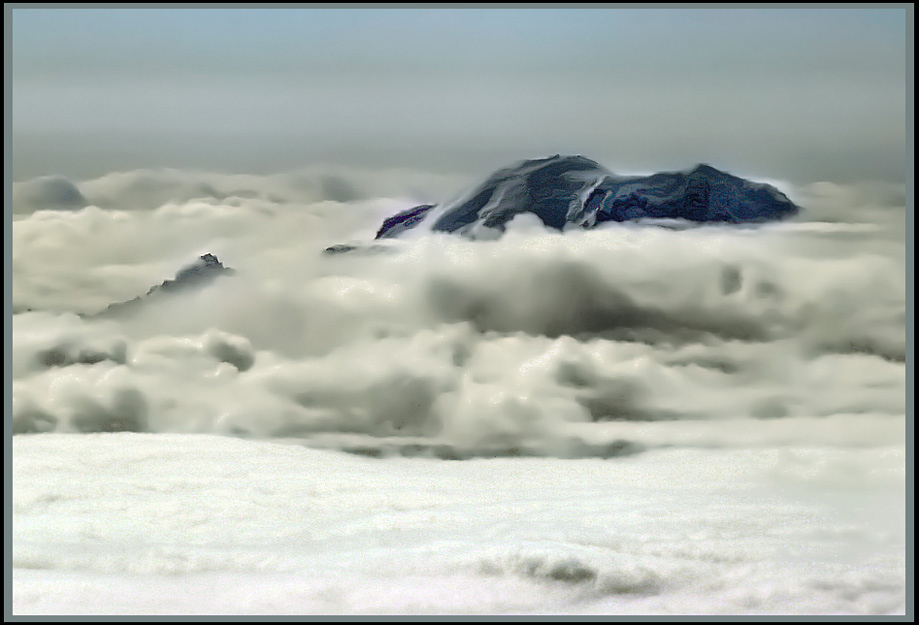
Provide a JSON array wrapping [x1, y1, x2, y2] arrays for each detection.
[[10, 7, 909, 183]]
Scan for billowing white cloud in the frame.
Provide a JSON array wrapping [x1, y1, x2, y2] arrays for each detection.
[[11, 168, 906, 457]]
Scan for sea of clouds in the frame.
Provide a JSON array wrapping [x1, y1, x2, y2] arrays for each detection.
[[10, 163, 907, 614], [11, 165, 906, 458]]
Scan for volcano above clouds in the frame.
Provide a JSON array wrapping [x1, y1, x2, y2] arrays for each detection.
[[373, 155, 800, 240]]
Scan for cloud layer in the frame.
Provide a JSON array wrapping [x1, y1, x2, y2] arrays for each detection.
[[11, 165, 906, 459]]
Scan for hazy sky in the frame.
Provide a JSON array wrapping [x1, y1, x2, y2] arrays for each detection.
[[10, 6, 909, 183]]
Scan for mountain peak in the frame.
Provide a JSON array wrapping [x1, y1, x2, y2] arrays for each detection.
[[96, 253, 235, 317], [373, 155, 798, 240]]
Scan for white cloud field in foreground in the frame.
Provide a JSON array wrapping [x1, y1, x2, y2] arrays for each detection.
[[13, 435, 905, 615]]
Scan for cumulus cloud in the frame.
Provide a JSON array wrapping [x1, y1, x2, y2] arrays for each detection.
[[10, 168, 906, 457]]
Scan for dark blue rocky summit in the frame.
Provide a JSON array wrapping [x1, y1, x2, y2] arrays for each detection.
[[373, 155, 799, 240]]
